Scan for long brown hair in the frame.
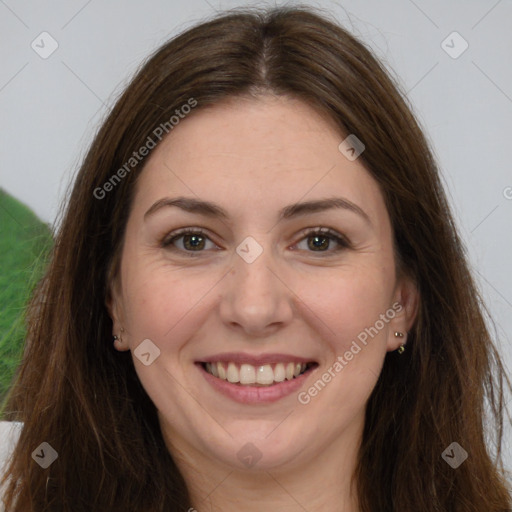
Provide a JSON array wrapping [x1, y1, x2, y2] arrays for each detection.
[[2, 6, 510, 511]]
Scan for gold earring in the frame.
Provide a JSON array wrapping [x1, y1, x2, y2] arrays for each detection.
[[394, 331, 406, 354]]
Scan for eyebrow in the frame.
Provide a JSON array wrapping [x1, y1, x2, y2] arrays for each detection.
[[144, 196, 371, 225]]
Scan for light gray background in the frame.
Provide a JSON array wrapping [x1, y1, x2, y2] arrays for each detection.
[[1, 0, 511, 473]]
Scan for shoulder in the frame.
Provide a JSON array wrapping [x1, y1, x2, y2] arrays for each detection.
[[0, 421, 23, 511]]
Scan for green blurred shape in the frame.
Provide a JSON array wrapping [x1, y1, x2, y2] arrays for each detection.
[[0, 189, 53, 409]]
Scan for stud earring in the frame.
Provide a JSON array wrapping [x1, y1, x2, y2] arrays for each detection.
[[394, 331, 406, 354], [113, 327, 126, 348]]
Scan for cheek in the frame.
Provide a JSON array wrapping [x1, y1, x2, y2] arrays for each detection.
[[120, 259, 220, 347], [296, 264, 394, 347], [294, 273, 393, 421], [118, 264, 217, 413]]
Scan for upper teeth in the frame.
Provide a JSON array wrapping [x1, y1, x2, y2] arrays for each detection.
[[205, 362, 308, 386]]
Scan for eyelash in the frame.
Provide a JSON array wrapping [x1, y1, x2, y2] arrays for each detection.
[[161, 227, 351, 257]]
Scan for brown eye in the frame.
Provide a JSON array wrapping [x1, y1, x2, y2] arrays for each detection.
[[162, 229, 217, 254], [295, 227, 350, 254]]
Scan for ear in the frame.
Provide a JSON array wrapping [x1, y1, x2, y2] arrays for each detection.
[[106, 273, 130, 352], [386, 274, 419, 352]]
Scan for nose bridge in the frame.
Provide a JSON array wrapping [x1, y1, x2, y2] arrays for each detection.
[[219, 234, 293, 333], [235, 241, 274, 295], [233, 234, 279, 304]]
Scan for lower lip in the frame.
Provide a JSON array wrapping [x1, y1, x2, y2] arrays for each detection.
[[197, 363, 317, 404]]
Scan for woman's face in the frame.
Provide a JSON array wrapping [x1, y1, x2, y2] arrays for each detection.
[[109, 95, 417, 473]]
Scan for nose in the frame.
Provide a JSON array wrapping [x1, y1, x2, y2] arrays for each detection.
[[218, 241, 294, 337]]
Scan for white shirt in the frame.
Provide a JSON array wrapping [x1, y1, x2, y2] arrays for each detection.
[[0, 421, 23, 512]]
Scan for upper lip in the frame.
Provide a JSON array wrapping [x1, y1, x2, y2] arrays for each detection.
[[197, 352, 317, 365]]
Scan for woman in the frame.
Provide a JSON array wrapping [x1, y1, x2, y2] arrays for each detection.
[[1, 6, 510, 511]]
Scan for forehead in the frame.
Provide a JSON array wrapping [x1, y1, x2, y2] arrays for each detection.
[[132, 95, 387, 224], [154, 95, 344, 175]]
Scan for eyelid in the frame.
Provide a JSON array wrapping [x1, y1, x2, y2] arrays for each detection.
[[161, 227, 216, 248], [292, 226, 352, 252], [161, 226, 351, 255]]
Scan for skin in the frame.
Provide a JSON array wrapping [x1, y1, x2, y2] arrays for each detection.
[[108, 95, 418, 512]]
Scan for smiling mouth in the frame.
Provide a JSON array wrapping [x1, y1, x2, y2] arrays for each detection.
[[200, 361, 318, 387]]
